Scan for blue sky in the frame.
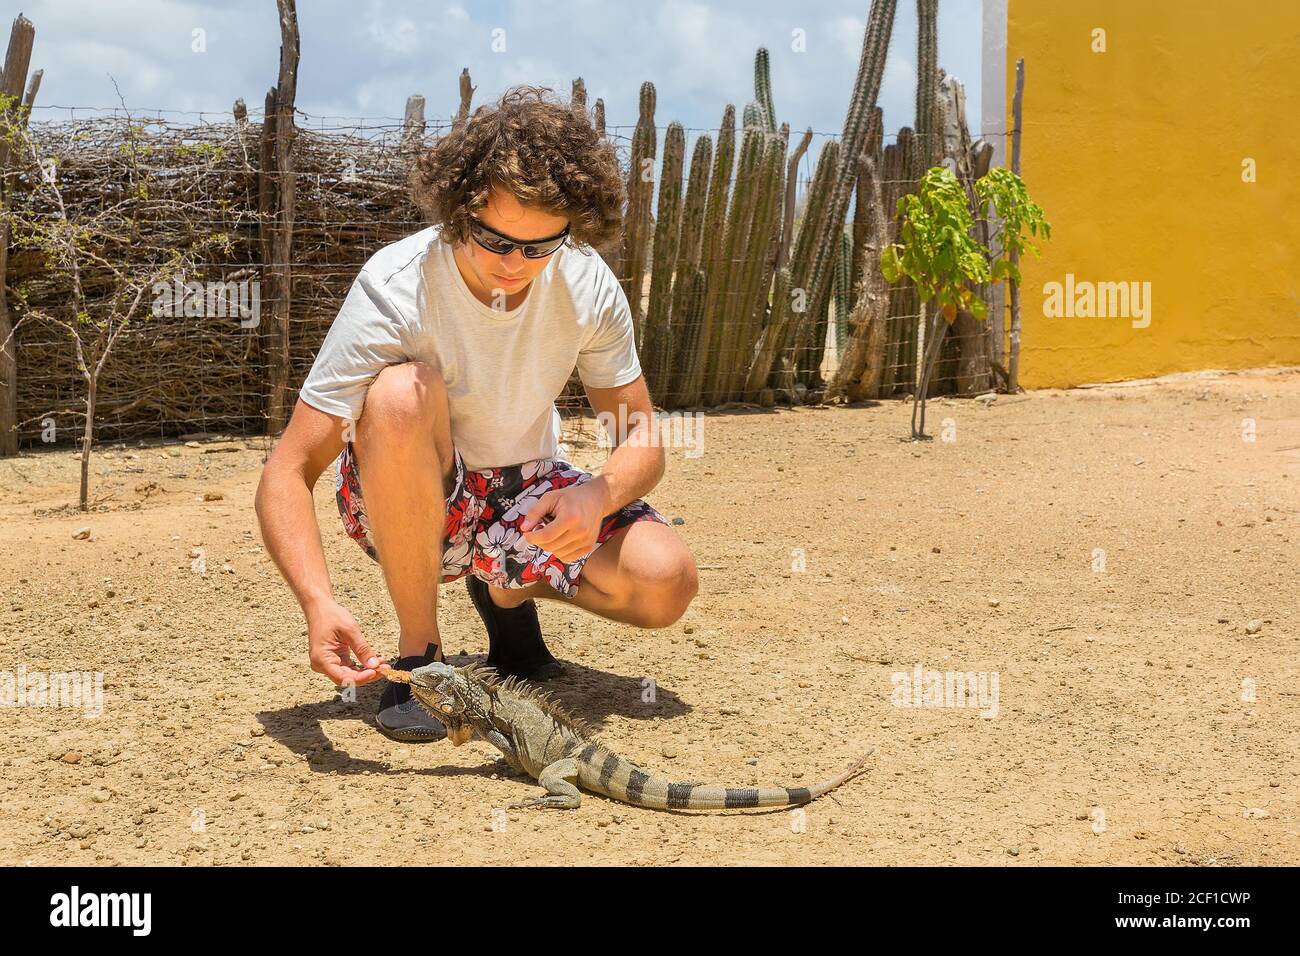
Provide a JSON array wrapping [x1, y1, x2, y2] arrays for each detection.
[[20, 0, 984, 144]]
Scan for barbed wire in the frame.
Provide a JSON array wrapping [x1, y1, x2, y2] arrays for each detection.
[[29, 104, 1015, 141]]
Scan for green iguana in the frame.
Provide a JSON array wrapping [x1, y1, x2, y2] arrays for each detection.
[[381, 661, 873, 811]]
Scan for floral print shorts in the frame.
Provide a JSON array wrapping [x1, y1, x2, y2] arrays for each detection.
[[334, 442, 669, 598]]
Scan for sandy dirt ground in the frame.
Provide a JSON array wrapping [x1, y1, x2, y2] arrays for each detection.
[[1, 368, 1297, 866]]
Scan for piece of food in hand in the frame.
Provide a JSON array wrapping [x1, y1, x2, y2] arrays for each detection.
[[378, 663, 412, 683]]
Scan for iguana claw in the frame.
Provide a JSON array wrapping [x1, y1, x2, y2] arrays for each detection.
[[508, 795, 581, 810]]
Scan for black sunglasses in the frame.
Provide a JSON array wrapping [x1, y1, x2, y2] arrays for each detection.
[[468, 217, 571, 259]]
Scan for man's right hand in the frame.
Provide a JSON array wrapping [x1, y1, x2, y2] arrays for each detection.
[[307, 600, 385, 686]]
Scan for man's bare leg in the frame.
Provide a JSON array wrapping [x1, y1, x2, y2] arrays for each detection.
[[353, 361, 456, 660], [489, 519, 698, 628]]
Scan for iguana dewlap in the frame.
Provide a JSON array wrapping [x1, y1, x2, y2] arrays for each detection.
[[381, 661, 873, 812]]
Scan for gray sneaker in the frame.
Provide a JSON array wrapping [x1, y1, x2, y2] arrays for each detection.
[[376, 695, 448, 742]]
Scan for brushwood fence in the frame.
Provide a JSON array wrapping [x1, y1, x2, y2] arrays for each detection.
[[2, 102, 1000, 451]]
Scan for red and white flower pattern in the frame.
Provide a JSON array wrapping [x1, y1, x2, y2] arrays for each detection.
[[334, 442, 668, 598]]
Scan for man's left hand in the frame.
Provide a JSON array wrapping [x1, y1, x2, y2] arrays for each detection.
[[519, 478, 611, 564]]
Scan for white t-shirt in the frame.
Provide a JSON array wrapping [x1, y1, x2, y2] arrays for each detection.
[[298, 224, 641, 469]]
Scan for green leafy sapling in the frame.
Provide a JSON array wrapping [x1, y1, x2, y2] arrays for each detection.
[[974, 167, 1051, 391], [881, 166, 990, 439]]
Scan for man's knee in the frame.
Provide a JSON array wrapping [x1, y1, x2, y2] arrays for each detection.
[[627, 555, 699, 629], [358, 361, 446, 441]]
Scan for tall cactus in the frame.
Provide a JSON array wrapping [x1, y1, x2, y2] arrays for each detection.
[[744, 264, 792, 397], [668, 268, 709, 407], [879, 125, 921, 393], [642, 122, 685, 400], [915, 0, 941, 170], [751, 48, 783, 372], [754, 47, 777, 134], [662, 134, 714, 407], [776, 128, 813, 275], [698, 105, 736, 282], [619, 81, 657, 345], [833, 228, 853, 352], [702, 121, 766, 406], [747, 122, 792, 379], [678, 104, 735, 406], [849, 105, 884, 312], [803, 0, 898, 388], [725, 125, 787, 402], [570, 77, 587, 113], [787, 141, 843, 374], [752, 139, 841, 397], [591, 95, 613, 271], [675, 134, 713, 273]]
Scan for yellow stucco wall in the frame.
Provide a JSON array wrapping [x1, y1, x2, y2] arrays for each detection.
[[1006, 0, 1300, 387]]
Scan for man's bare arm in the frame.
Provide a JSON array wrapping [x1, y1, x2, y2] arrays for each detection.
[[255, 399, 383, 684], [583, 374, 665, 513], [256, 399, 344, 612], [517, 374, 664, 562]]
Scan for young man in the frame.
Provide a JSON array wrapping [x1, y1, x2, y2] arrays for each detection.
[[255, 86, 698, 741]]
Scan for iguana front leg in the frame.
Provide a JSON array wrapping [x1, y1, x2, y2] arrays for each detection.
[[482, 728, 526, 775], [508, 757, 581, 810]]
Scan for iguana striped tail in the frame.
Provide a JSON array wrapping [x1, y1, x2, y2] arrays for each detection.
[[574, 742, 875, 811]]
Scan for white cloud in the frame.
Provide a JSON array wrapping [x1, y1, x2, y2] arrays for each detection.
[[368, 18, 421, 56], [19, 0, 982, 136], [833, 15, 868, 61]]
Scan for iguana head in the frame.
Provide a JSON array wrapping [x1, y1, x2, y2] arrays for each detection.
[[407, 659, 594, 747], [408, 661, 477, 746]]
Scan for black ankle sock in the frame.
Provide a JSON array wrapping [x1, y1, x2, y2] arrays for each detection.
[[486, 603, 557, 674], [467, 576, 559, 678], [379, 642, 439, 709], [491, 599, 535, 620]]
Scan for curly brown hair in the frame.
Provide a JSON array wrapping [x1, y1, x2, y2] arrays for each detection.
[[409, 86, 625, 253]]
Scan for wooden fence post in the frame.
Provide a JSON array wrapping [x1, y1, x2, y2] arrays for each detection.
[[453, 68, 474, 132], [264, 0, 298, 436], [401, 94, 425, 154], [0, 14, 38, 456], [938, 74, 990, 395], [1006, 57, 1025, 392]]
